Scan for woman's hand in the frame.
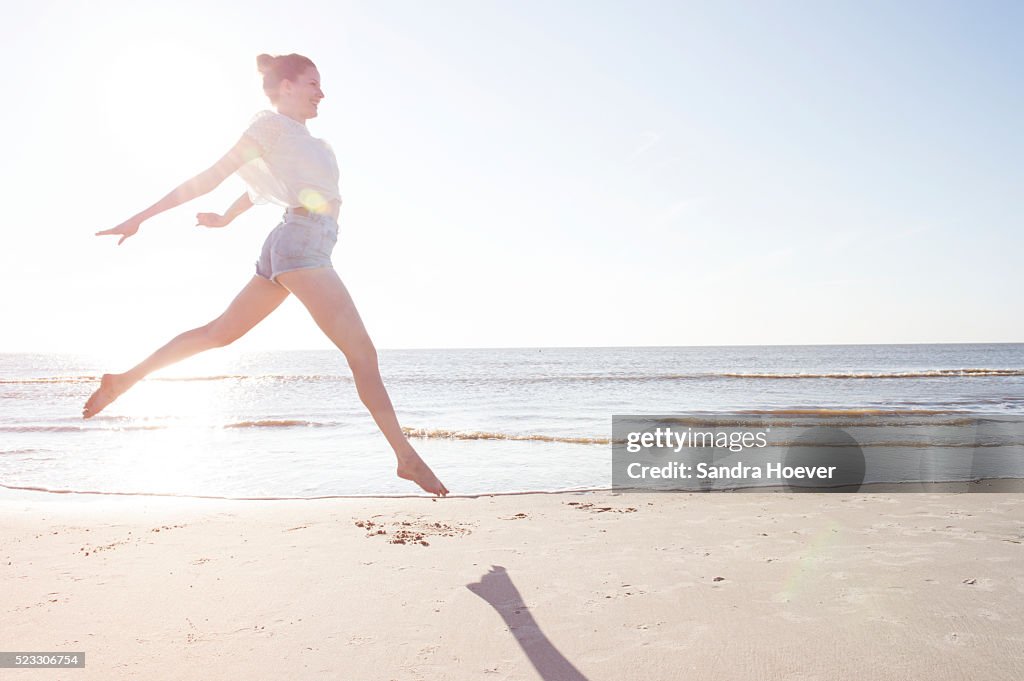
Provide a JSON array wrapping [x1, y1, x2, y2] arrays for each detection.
[[195, 212, 231, 228], [95, 217, 143, 246]]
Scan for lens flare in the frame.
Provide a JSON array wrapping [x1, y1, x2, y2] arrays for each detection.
[[781, 520, 842, 601], [298, 188, 329, 214]]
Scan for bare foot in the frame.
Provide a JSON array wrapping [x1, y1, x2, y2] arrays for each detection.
[[82, 373, 132, 419], [397, 451, 449, 496]]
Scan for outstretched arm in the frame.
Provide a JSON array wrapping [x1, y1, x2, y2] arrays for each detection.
[[196, 193, 254, 228], [96, 135, 261, 245]]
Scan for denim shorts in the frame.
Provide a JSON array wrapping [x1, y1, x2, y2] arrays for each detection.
[[256, 209, 339, 283]]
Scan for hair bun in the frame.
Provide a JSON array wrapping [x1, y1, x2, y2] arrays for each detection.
[[256, 53, 316, 104], [256, 53, 276, 74]]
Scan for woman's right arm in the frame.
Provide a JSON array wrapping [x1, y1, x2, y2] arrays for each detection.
[[196, 192, 254, 228], [96, 134, 262, 245]]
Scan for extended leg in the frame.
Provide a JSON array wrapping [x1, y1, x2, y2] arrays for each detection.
[[83, 275, 289, 418], [276, 267, 449, 496]]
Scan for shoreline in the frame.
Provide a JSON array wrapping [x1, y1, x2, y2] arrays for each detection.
[[3, 477, 1024, 504]]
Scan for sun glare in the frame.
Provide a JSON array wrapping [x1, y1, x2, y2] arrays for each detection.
[[93, 39, 243, 173]]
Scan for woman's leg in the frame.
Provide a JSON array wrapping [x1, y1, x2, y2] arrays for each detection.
[[83, 275, 290, 418], [275, 267, 449, 496]]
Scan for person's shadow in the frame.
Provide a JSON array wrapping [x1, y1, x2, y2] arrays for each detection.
[[467, 565, 590, 681]]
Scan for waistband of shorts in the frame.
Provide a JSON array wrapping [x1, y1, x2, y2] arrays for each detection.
[[283, 206, 339, 225]]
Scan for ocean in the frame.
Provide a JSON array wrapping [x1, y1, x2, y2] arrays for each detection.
[[1, 344, 1022, 498]]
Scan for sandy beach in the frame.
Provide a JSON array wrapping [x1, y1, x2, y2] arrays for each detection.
[[4, 488, 1023, 680]]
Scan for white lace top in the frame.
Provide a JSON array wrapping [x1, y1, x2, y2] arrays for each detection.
[[236, 110, 341, 213]]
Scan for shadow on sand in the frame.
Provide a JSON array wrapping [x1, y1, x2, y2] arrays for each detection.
[[467, 565, 590, 681]]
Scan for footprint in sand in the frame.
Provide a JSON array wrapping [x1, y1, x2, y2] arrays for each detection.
[[150, 524, 186, 533], [565, 502, 637, 514], [354, 517, 472, 546]]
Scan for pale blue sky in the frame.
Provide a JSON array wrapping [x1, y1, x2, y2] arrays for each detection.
[[1, 0, 1020, 353]]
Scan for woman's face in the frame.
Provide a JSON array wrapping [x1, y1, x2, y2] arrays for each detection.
[[280, 66, 324, 119]]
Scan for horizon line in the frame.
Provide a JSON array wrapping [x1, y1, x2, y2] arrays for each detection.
[[1, 340, 1022, 355]]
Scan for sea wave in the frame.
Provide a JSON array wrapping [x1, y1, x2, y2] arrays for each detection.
[[721, 369, 1024, 379], [1, 367, 1021, 386], [1, 408, 1015, 437], [0, 424, 167, 433], [0, 420, 608, 442], [766, 440, 1024, 448], [0, 482, 607, 500], [734, 408, 965, 416], [223, 419, 325, 428], [653, 408, 975, 424], [0, 419, 329, 433], [403, 427, 610, 445], [0, 374, 351, 385]]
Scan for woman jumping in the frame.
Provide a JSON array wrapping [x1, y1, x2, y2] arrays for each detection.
[[85, 53, 449, 497]]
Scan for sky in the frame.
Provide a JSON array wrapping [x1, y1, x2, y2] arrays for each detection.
[[1, 0, 1021, 353]]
